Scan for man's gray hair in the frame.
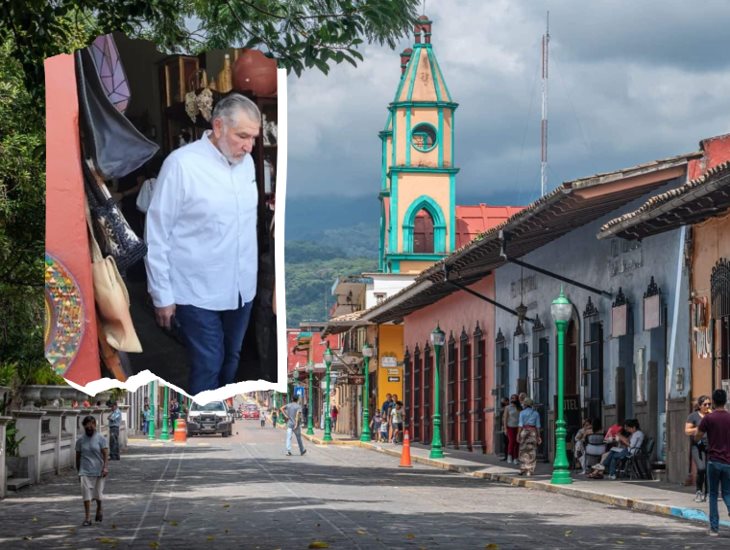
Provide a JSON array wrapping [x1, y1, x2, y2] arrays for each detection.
[[212, 93, 261, 127]]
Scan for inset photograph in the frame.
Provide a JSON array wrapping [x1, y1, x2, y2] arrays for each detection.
[[45, 34, 281, 395]]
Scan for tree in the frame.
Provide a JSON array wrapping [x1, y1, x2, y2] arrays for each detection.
[[0, 0, 422, 114]]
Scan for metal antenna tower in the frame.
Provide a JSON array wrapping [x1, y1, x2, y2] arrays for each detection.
[[541, 12, 550, 197]]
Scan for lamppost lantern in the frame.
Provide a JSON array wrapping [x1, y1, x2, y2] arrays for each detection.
[[550, 286, 573, 485], [429, 324, 445, 458], [430, 324, 446, 347], [360, 342, 373, 442], [551, 287, 572, 324], [323, 344, 333, 442]]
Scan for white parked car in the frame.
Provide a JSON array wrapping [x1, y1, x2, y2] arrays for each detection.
[[186, 401, 233, 437]]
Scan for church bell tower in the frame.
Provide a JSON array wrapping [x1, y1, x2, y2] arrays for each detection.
[[378, 15, 459, 274]]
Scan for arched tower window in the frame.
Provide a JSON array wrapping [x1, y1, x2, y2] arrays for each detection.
[[413, 209, 434, 253], [403, 195, 446, 253]]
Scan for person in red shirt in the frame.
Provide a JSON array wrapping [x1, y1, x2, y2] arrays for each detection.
[[330, 405, 339, 432], [695, 389, 730, 537]]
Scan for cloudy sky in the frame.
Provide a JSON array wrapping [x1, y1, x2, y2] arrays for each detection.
[[286, 0, 730, 208]]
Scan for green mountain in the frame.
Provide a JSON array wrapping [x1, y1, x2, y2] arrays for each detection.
[[284, 221, 378, 326]]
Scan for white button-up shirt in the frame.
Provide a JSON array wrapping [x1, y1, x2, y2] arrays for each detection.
[[145, 131, 258, 311]]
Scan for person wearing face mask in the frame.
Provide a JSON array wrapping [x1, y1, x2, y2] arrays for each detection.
[[75, 416, 109, 526], [145, 94, 262, 395], [686, 395, 711, 502]]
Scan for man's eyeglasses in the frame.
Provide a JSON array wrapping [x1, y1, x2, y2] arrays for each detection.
[[702, 402, 711, 407]]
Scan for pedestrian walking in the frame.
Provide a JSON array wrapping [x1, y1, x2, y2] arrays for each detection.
[[371, 410, 382, 442], [142, 404, 150, 435], [107, 401, 122, 460], [686, 394, 711, 502], [390, 401, 404, 443], [260, 412, 266, 428], [695, 388, 730, 537], [517, 398, 541, 476], [330, 405, 339, 432], [280, 395, 306, 456], [379, 413, 389, 442], [503, 394, 521, 464], [271, 410, 278, 427], [170, 399, 180, 423], [75, 416, 109, 526]]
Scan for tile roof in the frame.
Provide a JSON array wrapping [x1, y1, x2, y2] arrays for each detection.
[[361, 151, 699, 324], [599, 160, 730, 240]]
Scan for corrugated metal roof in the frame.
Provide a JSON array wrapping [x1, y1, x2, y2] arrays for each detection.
[[599, 160, 730, 240]]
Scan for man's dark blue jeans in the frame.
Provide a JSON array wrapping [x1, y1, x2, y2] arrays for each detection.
[[707, 460, 730, 532], [175, 300, 253, 394]]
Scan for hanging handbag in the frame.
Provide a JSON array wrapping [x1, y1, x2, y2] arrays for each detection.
[[84, 158, 147, 274], [75, 47, 158, 179], [85, 199, 143, 354]]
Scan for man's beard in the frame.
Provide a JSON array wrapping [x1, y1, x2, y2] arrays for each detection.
[[218, 136, 244, 165]]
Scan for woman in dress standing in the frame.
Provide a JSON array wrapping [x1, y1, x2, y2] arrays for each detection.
[[517, 398, 542, 476]]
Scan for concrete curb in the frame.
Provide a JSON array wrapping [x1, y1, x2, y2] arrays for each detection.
[[302, 433, 730, 528]]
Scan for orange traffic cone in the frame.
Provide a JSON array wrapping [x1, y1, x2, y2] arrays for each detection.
[[399, 429, 413, 468]]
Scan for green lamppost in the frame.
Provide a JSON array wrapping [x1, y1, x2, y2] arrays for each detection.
[[550, 287, 573, 485], [160, 384, 170, 441], [306, 362, 315, 435], [429, 325, 446, 458], [360, 343, 373, 442], [323, 345, 333, 442], [147, 380, 156, 440]]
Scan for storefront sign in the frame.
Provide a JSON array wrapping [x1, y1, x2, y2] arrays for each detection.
[[644, 294, 661, 330], [387, 368, 400, 375], [348, 375, 365, 385], [612, 304, 628, 337], [381, 356, 398, 367]]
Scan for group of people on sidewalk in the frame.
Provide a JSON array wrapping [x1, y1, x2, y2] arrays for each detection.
[[370, 393, 404, 444], [500, 393, 543, 476]]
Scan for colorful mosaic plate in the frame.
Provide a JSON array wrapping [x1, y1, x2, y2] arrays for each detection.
[[44, 253, 85, 376]]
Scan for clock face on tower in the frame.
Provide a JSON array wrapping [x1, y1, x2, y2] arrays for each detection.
[[411, 123, 437, 152]]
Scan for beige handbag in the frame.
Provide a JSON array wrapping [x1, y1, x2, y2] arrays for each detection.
[[85, 201, 143, 353]]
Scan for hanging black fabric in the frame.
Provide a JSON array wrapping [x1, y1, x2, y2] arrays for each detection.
[[75, 48, 158, 179]]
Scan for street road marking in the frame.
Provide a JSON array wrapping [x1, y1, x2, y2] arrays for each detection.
[[237, 439, 385, 549], [129, 446, 181, 546], [156, 447, 186, 545]]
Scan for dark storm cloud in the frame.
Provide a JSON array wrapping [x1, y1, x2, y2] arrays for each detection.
[[286, 0, 730, 206]]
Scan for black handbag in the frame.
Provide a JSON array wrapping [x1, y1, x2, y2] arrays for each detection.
[[83, 158, 147, 274], [75, 47, 158, 179]]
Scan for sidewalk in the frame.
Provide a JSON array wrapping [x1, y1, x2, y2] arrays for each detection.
[[303, 428, 730, 530]]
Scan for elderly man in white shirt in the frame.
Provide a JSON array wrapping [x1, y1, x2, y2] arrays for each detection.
[[145, 94, 261, 394]]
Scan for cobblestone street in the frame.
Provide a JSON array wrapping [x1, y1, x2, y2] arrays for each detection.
[[0, 421, 719, 549]]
